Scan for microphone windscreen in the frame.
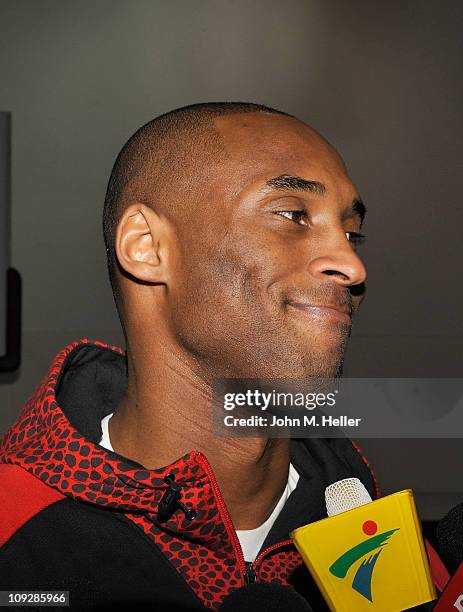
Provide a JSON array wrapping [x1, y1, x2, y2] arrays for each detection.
[[218, 582, 314, 611], [325, 477, 372, 516], [436, 501, 463, 573]]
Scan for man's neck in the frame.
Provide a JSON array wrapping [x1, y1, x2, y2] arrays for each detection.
[[108, 341, 290, 530]]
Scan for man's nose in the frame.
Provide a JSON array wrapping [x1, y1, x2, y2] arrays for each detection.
[[307, 236, 367, 287]]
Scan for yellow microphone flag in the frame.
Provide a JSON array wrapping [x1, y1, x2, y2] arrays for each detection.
[[290, 490, 436, 611]]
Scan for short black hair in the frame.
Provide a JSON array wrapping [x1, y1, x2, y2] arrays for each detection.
[[102, 101, 292, 324]]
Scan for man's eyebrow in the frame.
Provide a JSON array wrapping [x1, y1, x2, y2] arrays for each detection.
[[264, 173, 366, 225], [352, 199, 366, 226], [265, 174, 326, 195]]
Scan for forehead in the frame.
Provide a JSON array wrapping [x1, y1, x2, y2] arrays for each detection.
[[211, 113, 354, 199]]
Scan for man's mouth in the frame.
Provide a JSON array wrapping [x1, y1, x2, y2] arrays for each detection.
[[286, 301, 352, 325]]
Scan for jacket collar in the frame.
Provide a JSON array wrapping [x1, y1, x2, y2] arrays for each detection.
[[0, 338, 378, 553]]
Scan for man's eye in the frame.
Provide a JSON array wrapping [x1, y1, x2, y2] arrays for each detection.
[[345, 231, 366, 246], [275, 210, 308, 226]]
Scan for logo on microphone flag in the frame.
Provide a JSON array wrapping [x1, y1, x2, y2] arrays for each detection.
[[290, 490, 436, 611], [329, 522, 399, 602]]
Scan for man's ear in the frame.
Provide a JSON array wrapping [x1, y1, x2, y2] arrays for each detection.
[[115, 203, 171, 284]]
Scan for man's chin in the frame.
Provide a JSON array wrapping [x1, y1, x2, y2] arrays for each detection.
[[256, 350, 346, 381], [299, 360, 345, 380], [292, 341, 348, 380]]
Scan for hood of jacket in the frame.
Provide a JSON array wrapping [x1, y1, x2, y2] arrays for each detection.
[[0, 338, 379, 609]]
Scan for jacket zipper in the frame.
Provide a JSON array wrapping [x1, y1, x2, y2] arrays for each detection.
[[244, 561, 257, 584], [194, 451, 296, 585], [253, 538, 294, 568], [195, 451, 248, 581], [244, 538, 295, 584]]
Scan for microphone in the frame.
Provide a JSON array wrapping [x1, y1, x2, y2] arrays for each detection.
[[218, 582, 314, 611], [290, 478, 436, 611], [434, 562, 463, 610], [433, 502, 463, 610], [437, 501, 463, 574]]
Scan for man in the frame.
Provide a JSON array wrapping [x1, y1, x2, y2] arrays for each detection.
[[0, 102, 379, 610]]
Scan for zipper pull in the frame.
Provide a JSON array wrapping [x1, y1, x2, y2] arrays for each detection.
[[244, 561, 257, 584]]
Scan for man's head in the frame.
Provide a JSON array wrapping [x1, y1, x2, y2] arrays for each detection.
[[103, 102, 366, 380]]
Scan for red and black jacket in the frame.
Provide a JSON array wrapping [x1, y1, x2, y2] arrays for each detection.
[[0, 338, 385, 610]]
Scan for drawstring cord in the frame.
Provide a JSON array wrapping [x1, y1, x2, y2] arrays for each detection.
[[157, 473, 197, 522], [106, 465, 197, 522]]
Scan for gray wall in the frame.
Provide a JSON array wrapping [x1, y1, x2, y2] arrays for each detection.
[[0, 0, 462, 519]]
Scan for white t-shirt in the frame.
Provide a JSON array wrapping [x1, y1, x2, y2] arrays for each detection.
[[99, 412, 300, 562]]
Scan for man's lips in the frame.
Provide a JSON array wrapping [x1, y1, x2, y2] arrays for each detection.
[[286, 301, 352, 325]]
